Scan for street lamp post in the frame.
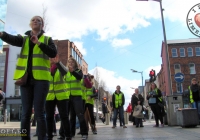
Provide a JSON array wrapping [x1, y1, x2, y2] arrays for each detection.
[[136, 0, 172, 95], [131, 69, 144, 96]]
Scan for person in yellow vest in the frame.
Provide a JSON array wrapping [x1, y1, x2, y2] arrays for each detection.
[[188, 78, 200, 120], [147, 83, 164, 127], [45, 55, 71, 140], [85, 74, 98, 134], [64, 57, 88, 140], [0, 16, 57, 140], [112, 85, 127, 128]]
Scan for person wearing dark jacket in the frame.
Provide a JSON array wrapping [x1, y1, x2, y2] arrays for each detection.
[[84, 75, 98, 134], [112, 85, 127, 128], [0, 16, 57, 140], [188, 78, 200, 120], [147, 83, 164, 127], [131, 88, 144, 127]]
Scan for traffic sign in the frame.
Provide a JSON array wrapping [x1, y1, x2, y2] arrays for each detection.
[[174, 72, 184, 83]]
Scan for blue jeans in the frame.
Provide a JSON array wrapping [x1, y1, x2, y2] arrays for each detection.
[[113, 106, 125, 126], [192, 101, 200, 119], [20, 80, 49, 140], [46, 99, 70, 138]]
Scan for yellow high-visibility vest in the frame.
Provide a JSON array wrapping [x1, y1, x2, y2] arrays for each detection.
[[46, 69, 69, 100], [13, 35, 51, 81]]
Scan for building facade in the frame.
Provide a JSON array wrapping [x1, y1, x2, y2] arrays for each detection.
[[160, 38, 200, 96]]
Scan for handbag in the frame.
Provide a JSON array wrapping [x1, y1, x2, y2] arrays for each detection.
[[15, 72, 28, 86], [132, 105, 144, 118], [148, 97, 156, 104]]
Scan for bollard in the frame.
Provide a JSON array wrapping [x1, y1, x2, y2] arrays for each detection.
[[8, 113, 10, 122], [124, 112, 128, 124], [4, 109, 7, 124], [105, 113, 110, 125]]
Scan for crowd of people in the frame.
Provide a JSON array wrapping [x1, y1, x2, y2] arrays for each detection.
[[0, 15, 98, 140], [1, 15, 200, 140]]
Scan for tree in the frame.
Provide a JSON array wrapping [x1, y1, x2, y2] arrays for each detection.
[[42, 4, 49, 32]]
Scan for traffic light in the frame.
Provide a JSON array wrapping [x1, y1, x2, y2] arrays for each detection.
[[103, 97, 107, 101], [149, 69, 156, 82]]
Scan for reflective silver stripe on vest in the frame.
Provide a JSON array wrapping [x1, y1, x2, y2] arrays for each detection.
[[32, 66, 50, 71], [66, 88, 82, 90], [66, 80, 80, 83], [16, 66, 26, 70], [19, 54, 28, 59], [44, 36, 48, 45], [48, 89, 66, 94], [32, 54, 49, 60]]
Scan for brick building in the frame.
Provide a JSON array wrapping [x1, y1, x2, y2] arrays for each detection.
[[160, 38, 200, 96], [54, 40, 88, 75]]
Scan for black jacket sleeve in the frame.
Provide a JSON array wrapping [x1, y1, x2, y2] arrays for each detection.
[[0, 32, 23, 47], [56, 61, 68, 76], [90, 87, 98, 98], [38, 37, 57, 58], [71, 69, 83, 80]]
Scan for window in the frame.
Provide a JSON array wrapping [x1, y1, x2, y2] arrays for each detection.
[[176, 83, 183, 93], [179, 48, 185, 57], [171, 48, 178, 57], [189, 63, 196, 74], [174, 64, 181, 74], [187, 47, 193, 57], [71, 47, 73, 57], [195, 47, 200, 56]]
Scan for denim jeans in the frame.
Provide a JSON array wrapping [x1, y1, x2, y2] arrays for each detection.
[[192, 101, 200, 119], [70, 96, 88, 136], [113, 106, 125, 126], [20, 80, 49, 140], [46, 99, 70, 138]]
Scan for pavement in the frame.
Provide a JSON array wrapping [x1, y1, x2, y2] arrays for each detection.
[[1, 120, 200, 140]]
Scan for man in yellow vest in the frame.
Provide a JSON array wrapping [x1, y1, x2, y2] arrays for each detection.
[[45, 55, 71, 140], [112, 85, 127, 128]]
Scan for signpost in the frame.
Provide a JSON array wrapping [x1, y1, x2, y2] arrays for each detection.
[[174, 72, 184, 83]]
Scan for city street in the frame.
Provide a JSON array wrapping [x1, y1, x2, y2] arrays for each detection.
[[1, 120, 200, 140]]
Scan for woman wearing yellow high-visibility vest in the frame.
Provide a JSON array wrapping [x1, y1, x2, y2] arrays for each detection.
[[45, 55, 71, 140], [147, 83, 164, 127], [0, 16, 57, 140], [66, 57, 88, 140], [85, 74, 98, 134]]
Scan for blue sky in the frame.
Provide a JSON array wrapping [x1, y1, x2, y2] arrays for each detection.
[[0, 0, 200, 107]]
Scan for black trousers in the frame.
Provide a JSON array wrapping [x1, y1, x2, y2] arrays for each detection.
[[151, 104, 163, 126], [85, 103, 95, 125], [135, 118, 142, 126], [46, 99, 70, 138], [70, 96, 88, 136]]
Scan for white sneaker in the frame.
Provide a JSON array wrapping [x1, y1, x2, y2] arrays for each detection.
[[82, 135, 88, 140]]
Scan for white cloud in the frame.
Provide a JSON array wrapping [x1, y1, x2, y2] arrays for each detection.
[[89, 67, 141, 108], [111, 38, 132, 48], [73, 41, 87, 56], [4, 0, 199, 42]]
